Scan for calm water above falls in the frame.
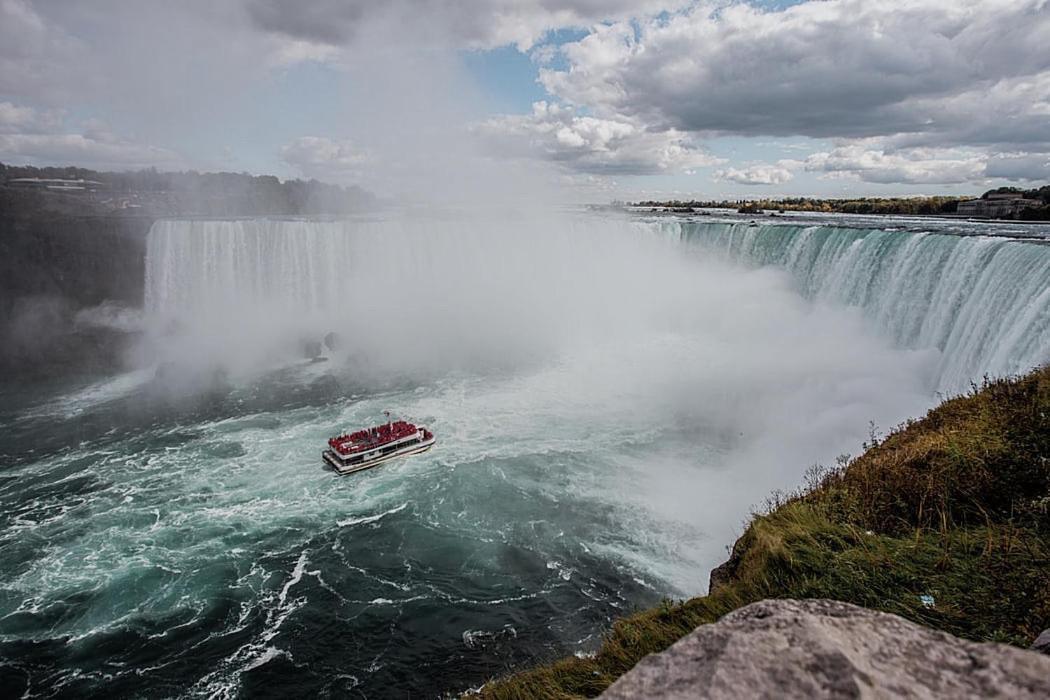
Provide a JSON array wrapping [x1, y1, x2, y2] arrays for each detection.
[[2, 213, 1048, 698]]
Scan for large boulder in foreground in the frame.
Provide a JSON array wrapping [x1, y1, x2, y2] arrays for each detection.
[[600, 599, 1050, 699]]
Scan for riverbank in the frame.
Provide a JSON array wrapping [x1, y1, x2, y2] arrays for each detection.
[[633, 205, 1050, 228], [632, 187, 1050, 220], [477, 366, 1050, 698]]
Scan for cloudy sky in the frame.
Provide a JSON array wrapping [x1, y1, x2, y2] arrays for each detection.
[[1, 0, 1048, 200]]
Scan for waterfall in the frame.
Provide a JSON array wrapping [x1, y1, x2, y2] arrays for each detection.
[[144, 217, 1050, 394], [657, 220, 1050, 392], [145, 219, 366, 316], [142, 215, 685, 373]]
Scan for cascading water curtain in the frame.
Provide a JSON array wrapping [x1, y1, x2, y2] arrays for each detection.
[[657, 221, 1050, 393]]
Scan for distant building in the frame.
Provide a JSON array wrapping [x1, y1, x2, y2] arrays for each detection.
[[7, 177, 106, 192], [957, 192, 1041, 218]]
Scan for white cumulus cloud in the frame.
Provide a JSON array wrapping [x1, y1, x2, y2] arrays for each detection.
[[541, 0, 1050, 143], [477, 101, 724, 175], [0, 101, 183, 170], [715, 163, 795, 186], [280, 136, 371, 183], [803, 146, 987, 185]]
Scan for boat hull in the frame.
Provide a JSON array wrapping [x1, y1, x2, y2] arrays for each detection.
[[322, 436, 435, 475]]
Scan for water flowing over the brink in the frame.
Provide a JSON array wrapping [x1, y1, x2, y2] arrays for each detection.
[[146, 217, 1050, 394], [146, 219, 373, 316], [655, 220, 1050, 393], [8, 214, 1048, 697]]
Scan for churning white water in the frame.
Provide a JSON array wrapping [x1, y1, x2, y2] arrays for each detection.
[[139, 213, 947, 574], [3, 211, 1047, 697]]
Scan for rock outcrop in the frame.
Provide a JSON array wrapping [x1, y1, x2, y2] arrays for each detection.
[[1032, 629, 1050, 655], [706, 558, 735, 595], [600, 599, 1050, 699]]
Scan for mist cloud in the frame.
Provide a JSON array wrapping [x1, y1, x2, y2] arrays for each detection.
[[139, 213, 937, 592]]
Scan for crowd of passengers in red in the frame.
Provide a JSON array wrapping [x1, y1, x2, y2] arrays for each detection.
[[328, 421, 426, 455]]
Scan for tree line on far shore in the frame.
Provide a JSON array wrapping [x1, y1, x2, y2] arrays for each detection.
[[0, 162, 376, 217], [634, 184, 1050, 220]]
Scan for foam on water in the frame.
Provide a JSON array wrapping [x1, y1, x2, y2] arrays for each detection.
[[2, 213, 1048, 697], [14, 369, 156, 422]]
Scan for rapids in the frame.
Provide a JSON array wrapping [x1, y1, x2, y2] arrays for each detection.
[[1, 212, 1048, 697]]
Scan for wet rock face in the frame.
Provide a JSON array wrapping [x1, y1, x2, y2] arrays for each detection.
[[600, 600, 1050, 700]]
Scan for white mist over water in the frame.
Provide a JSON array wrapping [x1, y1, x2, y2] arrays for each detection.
[[140, 213, 942, 589], [6, 3, 1049, 693], [8, 212, 1047, 696]]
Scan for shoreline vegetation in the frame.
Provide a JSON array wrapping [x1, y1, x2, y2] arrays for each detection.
[[630, 185, 1050, 221], [476, 366, 1050, 699], [0, 162, 376, 218]]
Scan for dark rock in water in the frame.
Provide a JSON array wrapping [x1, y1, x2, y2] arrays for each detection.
[[600, 599, 1050, 699], [1032, 629, 1050, 655], [323, 331, 343, 351]]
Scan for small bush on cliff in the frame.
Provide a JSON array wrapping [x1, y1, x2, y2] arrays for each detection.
[[814, 372, 1050, 534]]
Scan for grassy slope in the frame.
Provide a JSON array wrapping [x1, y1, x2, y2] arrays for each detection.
[[478, 368, 1050, 699]]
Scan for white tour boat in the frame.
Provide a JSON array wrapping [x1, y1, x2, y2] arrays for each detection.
[[323, 414, 435, 475]]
